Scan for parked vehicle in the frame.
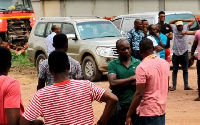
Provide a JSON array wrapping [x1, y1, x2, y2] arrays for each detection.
[[27, 16, 122, 81], [0, 0, 36, 49], [111, 11, 199, 66]]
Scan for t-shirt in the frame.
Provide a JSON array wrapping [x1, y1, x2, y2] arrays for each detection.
[[153, 33, 167, 59], [108, 57, 140, 105], [147, 36, 160, 57], [172, 24, 189, 56], [160, 23, 173, 48], [0, 75, 24, 124], [194, 30, 200, 60], [46, 32, 56, 57], [22, 79, 105, 124], [38, 56, 83, 86], [136, 55, 170, 116]]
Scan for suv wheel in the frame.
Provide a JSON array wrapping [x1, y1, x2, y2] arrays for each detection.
[[82, 56, 102, 81], [36, 53, 46, 72]]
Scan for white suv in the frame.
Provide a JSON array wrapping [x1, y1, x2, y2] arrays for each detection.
[[27, 16, 122, 81]]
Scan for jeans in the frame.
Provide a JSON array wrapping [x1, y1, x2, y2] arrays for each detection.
[[172, 51, 188, 86], [135, 114, 165, 125], [106, 103, 136, 125], [132, 50, 143, 61], [197, 60, 200, 97]]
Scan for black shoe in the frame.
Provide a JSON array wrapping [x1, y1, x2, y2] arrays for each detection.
[[184, 86, 193, 90], [194, 97, 200, 101]]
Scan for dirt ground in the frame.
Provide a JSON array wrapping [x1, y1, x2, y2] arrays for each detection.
[[9, 61, 200, 125]]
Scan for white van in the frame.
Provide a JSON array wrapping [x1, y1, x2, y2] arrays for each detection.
[[111, 11, 199, 65]]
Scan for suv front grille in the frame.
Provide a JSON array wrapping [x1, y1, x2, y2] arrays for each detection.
[[110, 47, 118, 57]]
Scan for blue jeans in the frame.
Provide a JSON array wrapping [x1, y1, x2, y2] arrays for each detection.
[[135, 114, 165, 125], [172, 51, 188, 86]]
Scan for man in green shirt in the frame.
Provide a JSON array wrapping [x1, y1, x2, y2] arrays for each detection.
[[108, 39, 140, 125]]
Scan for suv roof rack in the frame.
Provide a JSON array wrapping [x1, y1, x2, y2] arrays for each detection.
[[69, 15, 102, 19], [39, 17, 71, 21]]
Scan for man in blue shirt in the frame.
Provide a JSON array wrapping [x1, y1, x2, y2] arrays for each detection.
[[126, 19, 144, 60], [154, 24, 167, 59]]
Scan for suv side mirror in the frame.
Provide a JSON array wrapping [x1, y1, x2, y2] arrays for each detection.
[[66, 34, 77, 40]]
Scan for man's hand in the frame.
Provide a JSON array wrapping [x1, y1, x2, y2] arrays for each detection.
[[154, 45, 163, 52], [125, 116, 132, 125], [190, 55, 197, 60], [182, 31, 187, 36], [155, 33, 160, 39]]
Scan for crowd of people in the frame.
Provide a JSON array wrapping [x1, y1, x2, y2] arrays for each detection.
[[0, 10, 200, 125]]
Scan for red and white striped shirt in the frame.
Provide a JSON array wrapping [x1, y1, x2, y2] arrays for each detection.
[[22, 79, 105, 124]]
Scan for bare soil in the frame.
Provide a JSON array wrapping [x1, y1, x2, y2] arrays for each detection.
[[9, 61, 200, 125]]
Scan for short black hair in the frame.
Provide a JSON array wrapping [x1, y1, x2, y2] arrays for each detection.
[[53, 33, 68, 49], [134, 19, 141, 25], [141, 19, 148, 23], [158, 11, 165, 16], [116, 39, 129, 49], [147, 24, 153, 31], [51, 25, 58, 32], [139, 38, 154, 53], [0, 46, 11, 71], [48, 50, 70, 73]]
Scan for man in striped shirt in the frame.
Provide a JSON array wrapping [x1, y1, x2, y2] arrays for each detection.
[[20, 50, 118, 124], [37, 33, 83, 90]]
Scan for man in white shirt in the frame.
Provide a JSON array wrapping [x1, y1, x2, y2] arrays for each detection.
[[147, 24, 163, 57], [46, 25, 60, 56]]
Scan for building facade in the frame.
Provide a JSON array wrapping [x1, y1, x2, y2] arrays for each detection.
[[31, 0, 200, 20]]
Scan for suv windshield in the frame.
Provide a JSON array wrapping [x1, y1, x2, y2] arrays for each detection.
[[165, 14, 199, 31], [77, 21, 121, 40], [0, 0, 33, 11]]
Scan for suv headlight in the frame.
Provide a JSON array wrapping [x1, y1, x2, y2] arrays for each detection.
[[96, 47, 115, 57]]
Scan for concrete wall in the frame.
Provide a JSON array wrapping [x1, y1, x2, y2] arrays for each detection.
[[31, 0, 200, 19]]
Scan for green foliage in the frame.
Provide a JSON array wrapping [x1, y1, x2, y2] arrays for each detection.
[[11, 51, 33, 67]]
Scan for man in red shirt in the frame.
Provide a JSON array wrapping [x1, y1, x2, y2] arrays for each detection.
[[126, 38, 170, 125], [0, 46, 24, 124], [20, 50, 118, 124]]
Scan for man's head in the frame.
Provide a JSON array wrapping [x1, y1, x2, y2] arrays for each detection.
[[53, 33, 68, 52], [158, 11, 165, 23], [142, 19, 149, 29], [116, 39, 131, 60], [176, 21, 184, 31], [0, 47, 11, 75], [156, 24, 162, 33], [48, 50, 70, 74], [51, 25, 60, 34], [134, 19, 143, 30], [139, 38, 154, 58], [148, 24, 158, 35]]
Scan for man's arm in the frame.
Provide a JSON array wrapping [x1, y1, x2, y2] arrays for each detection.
[[125, 83, 145, 125], [5, 108, 20, 125], [20, 116, 44, 125], [183, 19, 195, 28], [108, 74, 136, 88], [191, 40, 198, 57], [184, 31, 196, 35], [156, 33, 165, 48], [37, 78, 46, 90], [97, 90, 118, 125]]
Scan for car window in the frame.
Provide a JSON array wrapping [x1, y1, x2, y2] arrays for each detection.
[[112, 18, 122, 29], [62, 23, 76, 34], [76, 21, 121, 40], [121, 18, 135, 33], [34, 23, 46, 37], [45, 23, 62, 37], [165, 14, 199, 31], [45, 23, 53, 37]]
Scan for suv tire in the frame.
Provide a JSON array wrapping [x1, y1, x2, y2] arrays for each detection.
[[82, 56, 102, 81], [36, 53, 46, 72]]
